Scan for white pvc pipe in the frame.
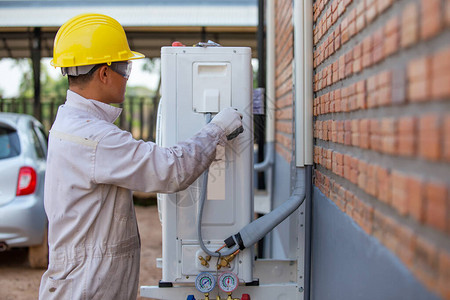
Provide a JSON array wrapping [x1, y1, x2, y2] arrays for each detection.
[[304, 0, 314, 165], [266, 0, 275, 144], [294, 0, 314, 167]]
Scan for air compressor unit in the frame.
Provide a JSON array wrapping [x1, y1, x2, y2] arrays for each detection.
[[156, 45, 254, 286]]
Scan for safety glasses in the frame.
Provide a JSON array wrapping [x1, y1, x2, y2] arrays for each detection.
[[109, 61, 133, 79]]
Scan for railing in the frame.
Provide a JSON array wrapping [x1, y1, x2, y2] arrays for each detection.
[[0, 96, 159, 141]]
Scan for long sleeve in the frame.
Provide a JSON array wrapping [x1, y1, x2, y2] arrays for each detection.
[[93, 122, 226, 193]]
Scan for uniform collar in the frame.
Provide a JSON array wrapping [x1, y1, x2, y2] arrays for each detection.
[[65, 90, 122, 123]]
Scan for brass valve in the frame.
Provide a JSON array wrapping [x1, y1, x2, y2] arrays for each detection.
[[217, 252, 238, 270], [212, 294, 239, 300], [198, 255, 212, 268]]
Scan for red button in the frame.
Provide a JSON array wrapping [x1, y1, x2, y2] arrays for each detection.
[[241, 294, 250, 300], [172, 41, 185, 47]]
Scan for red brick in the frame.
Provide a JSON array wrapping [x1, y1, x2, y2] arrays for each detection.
[[431, 47, 450, 99], [356, 13, 365, 33], [353, 196, 363, 226], [351, 119, 360, 147], [360, 119, 370, 149], [370, 119, 381, 152], [358, 160, 367, 190], [341, 17, 349, 44], [377, 166, 391, 204], [414, 236, 439, 292], [373, 28, 385, 63], [378, 70, 392, 87], [360, 201, 374, 235], [401, 3, 419, 48], [421, 0, 443, 40], [345, 191, 355, 217], [419, 114, 441, 161], [391, 171, 408, 216], [338, 185, 347, 211], [396, 225, 415, 269], [372, 209, 385, 241], [377, 0, 393, 14], [366, 0, 377, 24], [425, 181, 448, 232], [408, 176, 425, 222], [377, 71, 393, 106], [438, 250, 450, 300], [338, 0, 345, 16], [362, 38, 373, 68], [444, 114, 450, 162], [397, 116, 417, 156], [327, 149, 333, 170], [381, 118, 397, 155], [356, 88, 366, 110], [345, 50, 354, 77], [407, 56, 429, 81], [366, 163, 377, 197], [344, 120, 352, 145], [407, 56, 431, 102], [382, 214, 399, 253], [408, 80, 429, 103], [353, 43, 363, 73], [335, 30, 341, 51], [337, 120, 345, 144], [344, 154, 352, 181], [350, 157, 359, 184], [447, 0, 450, 26], [384, 17, 399, 57], [339, 55, 346, 80]]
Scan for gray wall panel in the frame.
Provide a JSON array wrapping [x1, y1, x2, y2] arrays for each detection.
[[311, 187, 439, 300]]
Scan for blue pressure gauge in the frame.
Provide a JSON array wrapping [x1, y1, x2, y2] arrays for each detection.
[[195, 272, 216, 293]]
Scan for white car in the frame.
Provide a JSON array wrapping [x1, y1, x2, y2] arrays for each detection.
[[0, 112, 48, 268]]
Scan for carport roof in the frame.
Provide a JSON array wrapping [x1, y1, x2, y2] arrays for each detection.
[[0, 0, 258, 58]]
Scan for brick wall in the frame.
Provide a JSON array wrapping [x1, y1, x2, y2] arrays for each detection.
[[312, 0, 450, 298], [274, 0, 295, 162]]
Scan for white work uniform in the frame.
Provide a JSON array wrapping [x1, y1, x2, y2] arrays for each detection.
[[39, 90, 225, 300]]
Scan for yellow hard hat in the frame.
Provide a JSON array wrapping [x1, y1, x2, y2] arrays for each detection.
[[51, 13, 145, 67]]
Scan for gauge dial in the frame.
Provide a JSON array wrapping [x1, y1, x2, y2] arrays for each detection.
[[218, 272, 238, 293], [195, 272, 216, 293]]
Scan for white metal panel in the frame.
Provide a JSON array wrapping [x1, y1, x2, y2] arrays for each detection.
[[157, 46, 254, 284]]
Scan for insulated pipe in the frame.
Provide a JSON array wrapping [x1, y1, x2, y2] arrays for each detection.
[[197, 113, 240, 257], [197, 167, 240, 257], [228, 167, 306, 250]]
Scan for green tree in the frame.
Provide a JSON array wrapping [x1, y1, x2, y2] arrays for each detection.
[[15, 58, 68, 100]]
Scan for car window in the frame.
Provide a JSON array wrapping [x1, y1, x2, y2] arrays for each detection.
[[34, 125, 48, 156], [31, 125, 46, 159], [0, 126, 21, 159]]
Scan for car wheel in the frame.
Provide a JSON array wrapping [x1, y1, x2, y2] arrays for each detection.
[[28, 226, 48, 268]]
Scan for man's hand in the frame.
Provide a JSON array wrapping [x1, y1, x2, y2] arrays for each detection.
[[211, 107, 244, 140]]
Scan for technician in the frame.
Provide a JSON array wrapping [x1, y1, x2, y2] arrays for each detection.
[[39, 13, 243, 300]]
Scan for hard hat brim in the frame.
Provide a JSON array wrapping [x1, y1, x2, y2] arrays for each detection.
[[50, 50, 146, 68]]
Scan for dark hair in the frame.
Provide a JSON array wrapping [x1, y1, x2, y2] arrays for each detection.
[[68, 64, 104, 87]]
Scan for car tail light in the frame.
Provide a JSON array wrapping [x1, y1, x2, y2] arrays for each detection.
[[16, 166, 37, 196]]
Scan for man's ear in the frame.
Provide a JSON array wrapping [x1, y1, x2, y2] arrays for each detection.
[[97, 65, 110, 84]]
